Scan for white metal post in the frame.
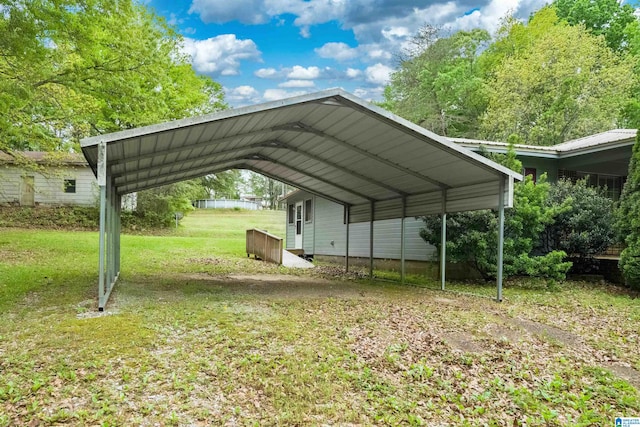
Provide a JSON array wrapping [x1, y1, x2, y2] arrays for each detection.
[[497, 179, 505, 302], [440, 191, 447, 291], [400, 197, 406, 285], [97, 142, 107, 310], [345, 204, 350, 272], [369, 201, 374, 280]]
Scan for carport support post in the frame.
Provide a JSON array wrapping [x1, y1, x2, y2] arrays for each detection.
[[97, 141, 107, 310], [400, 197, 406, 285], [369, 201, 374, 280], [497, 179, 505, 302], [344, 204, 350, 272], [440, 191, 447, 291]]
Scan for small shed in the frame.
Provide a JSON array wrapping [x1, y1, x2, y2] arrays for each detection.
[[0, 151, 97, 207]]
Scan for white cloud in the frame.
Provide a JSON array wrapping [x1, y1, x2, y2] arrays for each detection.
[[315, 42, 359, 62], [381, 26, 411, 41], [255, 68, 280, 79], [225, 85, 262, 105], [287, 65, 321, 79], [365, 63, 393, 85], [346, 68, 363, 79], [279, 80, 316, 88], [189, 0, 268, 24], [263, 89, 309, 102], [182, 35, 261, 76]]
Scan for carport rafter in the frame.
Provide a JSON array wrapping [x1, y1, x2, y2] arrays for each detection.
[[275, 121, 451, 190]]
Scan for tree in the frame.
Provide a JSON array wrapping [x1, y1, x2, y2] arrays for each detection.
[[134, 180, 208, 227], [480, 7, 637, 145], [383, 27, 490, 137], [201, 171, 243, 199], [246, 172, 287, 210], [0, 0, 225, 153], [616, 132, 640, 290], [554, 0, 639, 52]]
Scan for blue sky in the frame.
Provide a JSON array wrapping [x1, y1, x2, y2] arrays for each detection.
[[146, 0, 554, 107]]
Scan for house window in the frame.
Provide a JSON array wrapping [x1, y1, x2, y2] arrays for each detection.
[[305, 199, 312, 222], [523, 167, 536, 183], [64, 179, 76, 193], [288, 204, 295, 224]]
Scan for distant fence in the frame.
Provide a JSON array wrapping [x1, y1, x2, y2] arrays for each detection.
[[193, 199, 260, 210], [246, 229, 283, 265]]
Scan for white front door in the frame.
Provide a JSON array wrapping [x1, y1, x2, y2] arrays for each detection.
[[295, 201, 303, 248]]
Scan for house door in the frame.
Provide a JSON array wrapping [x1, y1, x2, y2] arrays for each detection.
[[21, 176, 35, 206], [295, 201, 303, 248]]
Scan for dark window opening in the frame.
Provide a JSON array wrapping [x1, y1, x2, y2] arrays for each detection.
[[305, 199, 312, 222], [288, 204, 295, 224], [523, 167, 536, 183], [64, 179, 76, 194]]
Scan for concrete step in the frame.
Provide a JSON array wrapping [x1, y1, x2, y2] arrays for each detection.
[[282, 250, 315, 268]]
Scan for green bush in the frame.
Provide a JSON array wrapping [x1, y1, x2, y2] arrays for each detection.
[[616, 132, 640, 290], [420, 174, 571, 283]]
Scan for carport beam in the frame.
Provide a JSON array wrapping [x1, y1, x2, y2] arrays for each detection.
[[497, 179, 505, 302]]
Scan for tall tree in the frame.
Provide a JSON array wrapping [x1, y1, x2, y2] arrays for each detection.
[[201, 171, 243, 199], [554, 0, 639, 52], [246, 172, 287, 210], [616, 132, 640, 290], [383, 27, 490, 137], [0, 0, 225, 153], [480, 7, 637, 145]]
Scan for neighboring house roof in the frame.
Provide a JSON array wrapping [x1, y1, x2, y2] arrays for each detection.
[[81, 88, 521, 222], [0, 150, 88, 166], [451, 129, 637, 159]]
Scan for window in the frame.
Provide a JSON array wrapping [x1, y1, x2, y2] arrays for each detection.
[[288, 204, 295, 224], [64, 179, 76, 194], [523, 167, 536, 183], [305, 199, 312, 222]]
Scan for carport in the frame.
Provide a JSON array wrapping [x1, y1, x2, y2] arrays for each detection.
[[81, 89, 522, 310]]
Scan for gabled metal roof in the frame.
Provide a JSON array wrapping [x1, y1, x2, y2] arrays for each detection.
[[81, 89, 520, 221]]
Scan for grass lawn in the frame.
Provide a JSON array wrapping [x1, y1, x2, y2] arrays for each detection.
[[0, 208, 639, 426]]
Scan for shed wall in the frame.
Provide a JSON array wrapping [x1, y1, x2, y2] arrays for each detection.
[[0, 165, 97, 206]]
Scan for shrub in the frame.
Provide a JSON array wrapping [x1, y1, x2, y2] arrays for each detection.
[[616, 132, 640, 290]]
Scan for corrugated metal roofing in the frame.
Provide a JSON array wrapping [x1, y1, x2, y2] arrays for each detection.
[[81, 89, 521, 222], [451, 129, 637, 157]]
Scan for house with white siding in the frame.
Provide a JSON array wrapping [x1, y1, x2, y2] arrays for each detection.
[[0, 151, 97, 207]]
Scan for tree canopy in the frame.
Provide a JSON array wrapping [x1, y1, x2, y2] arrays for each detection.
[[383, 3, 640, 144], [0, 0, 225, 153]]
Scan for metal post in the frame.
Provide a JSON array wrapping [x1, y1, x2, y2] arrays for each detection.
[[497, 179, 505, 302], [345, 204, 350, 272], [400, 197, 406, 285], [440, 190, 447, 291], [116, 193, 121, 274], [97, 142, 107, 310], [106, 179, 113, 289], [369, 201, 374, 280]]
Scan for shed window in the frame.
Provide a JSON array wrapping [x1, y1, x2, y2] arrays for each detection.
[[305, 199, 312, 222], [64, 179, 76, 193], [523, 168, 536, 183], [288, 204, 295, 224]]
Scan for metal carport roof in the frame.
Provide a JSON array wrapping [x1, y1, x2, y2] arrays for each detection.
[[80, 88, 522, 310]]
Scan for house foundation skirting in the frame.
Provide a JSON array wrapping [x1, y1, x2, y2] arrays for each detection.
[[314, 255, 483, 280]]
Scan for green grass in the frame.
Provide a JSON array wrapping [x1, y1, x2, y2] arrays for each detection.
[[1, 208, 639, 425]]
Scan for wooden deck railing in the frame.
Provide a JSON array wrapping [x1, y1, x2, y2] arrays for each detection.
[[246, 229, 283, 265]]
